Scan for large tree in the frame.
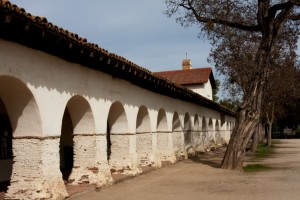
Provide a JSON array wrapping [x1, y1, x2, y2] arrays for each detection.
[[165, 0, 300, 169]]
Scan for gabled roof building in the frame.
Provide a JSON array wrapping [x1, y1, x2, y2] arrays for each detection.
[[155, 59, 216, 100]]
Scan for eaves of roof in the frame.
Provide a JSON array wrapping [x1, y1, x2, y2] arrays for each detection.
[[0, 0, 236, 117]]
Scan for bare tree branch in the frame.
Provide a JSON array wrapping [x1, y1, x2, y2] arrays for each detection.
[[179, 1, 261, 31]]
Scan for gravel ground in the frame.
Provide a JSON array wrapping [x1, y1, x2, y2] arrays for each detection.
[[70, 139, 300, 200]]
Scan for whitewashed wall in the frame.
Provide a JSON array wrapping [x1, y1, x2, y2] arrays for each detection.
[[0, 39, 235, 199]]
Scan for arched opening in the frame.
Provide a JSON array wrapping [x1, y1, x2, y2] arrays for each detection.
[[201, 117, 207, 148], [184, 113, 192, 145], [194, 115, 200, 131], [136, 106, 152, 166], [0, 98, 12, 194], [172, 112, 183, 157], [157, 109, 168, 150], [208, 118, 214, 146], [157, 109, 171, 161], [60, 108, 74, 181], [60, 95, 96, 182], [107, 101, 129, 170], [0, 76, 44, 199], [215, 119, 221, 145], [193, 115, 200, 147]]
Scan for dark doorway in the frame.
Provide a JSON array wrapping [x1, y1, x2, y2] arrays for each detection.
[[60, 108, 74, 181], [0, 98, 12, 194], [107, 122, 111, 162]]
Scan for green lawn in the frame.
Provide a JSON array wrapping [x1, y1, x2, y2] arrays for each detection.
[[243, 142, 278, 172]]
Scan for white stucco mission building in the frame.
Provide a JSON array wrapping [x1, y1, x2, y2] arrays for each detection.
[[0, 1, 236, 199]]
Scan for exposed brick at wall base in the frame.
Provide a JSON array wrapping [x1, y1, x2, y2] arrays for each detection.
[[172, 131, 186, 159], [215, 130, 226, 147], [69, 135, 113, 187], [109, 134, 141, 175], [191, 131, 202, 148], [6, 138, 68, 200], [157, 132, 176, 163], [136, 132, 160, 167]]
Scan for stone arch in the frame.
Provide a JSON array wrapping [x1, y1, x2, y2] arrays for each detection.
[[184, 113, 192, 146], [107, 101, 131, 172], [136, 105, 153, 166], [172, 112, 183, 157], [0, 76, 42, 137], [60, 95, 96, 183]]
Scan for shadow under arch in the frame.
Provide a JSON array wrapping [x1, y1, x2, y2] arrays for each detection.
[[136, 105, 153, 166], [60, 95, 96, 181], [156, 108, 172, 162], [208, 118, 215, 146], [192, 114, 201, 147], [0, 75, 43, 197], [172, 112, 183, 158], [107, 101, 131, 171], [215, 119, 221, 145], [184, 112, 192, 146], [0, 75, 42, 137]]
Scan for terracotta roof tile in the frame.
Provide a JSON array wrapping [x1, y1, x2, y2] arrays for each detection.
[[154, 68, 216, 88]]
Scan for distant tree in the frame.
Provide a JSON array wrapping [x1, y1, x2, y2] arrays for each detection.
[[165, 0, 300, 169], [262, 59, 299, 146], [219, 98, 239, 112], [212, 79, 220, 102]]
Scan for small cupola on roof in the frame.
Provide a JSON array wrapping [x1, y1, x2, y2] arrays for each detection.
[[182, 59, 192, 70]]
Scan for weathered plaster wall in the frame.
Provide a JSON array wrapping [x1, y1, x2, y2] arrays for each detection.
[[0, 39, 235, 199]]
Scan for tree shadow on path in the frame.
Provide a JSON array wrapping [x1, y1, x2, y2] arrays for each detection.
[[189, 147, 227, 168]]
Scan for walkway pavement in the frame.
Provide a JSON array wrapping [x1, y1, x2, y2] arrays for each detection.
[[70, 139, 300, 200]]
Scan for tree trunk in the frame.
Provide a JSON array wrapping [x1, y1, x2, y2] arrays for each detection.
[[266, 103, 274, 147], [221, 79, 264, 170], [250, 125, 259, 152], [267, 123, 272, 146]]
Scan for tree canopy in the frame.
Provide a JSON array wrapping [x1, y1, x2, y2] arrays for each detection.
[[165, 0, 300, 169]]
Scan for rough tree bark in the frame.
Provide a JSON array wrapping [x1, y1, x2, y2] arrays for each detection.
[[221, 78, 264, 169], [250, 125, 259, 152]]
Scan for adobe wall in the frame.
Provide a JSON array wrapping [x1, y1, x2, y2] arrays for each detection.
[[0, 39, 235, 199]]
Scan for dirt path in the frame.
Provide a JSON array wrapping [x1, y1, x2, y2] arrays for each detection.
[[70, 139, 300, 200]]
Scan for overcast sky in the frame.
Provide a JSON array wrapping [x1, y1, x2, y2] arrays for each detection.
[[9, 0, 212, 73]]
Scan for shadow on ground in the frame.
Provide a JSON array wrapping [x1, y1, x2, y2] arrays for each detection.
[[189, 147, 226, 168]]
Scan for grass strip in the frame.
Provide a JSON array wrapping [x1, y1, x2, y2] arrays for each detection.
[[243, 164, 271, 172], [243, 142, 278, 172]]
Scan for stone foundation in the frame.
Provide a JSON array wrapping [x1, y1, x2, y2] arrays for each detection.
[[69, 135, 113, 187], [136, 132, 159, 167], [172, 131, 186, 160], [109, 134, 141, 175], [5, 138, 68, 200], [157, 132, 176, 163]]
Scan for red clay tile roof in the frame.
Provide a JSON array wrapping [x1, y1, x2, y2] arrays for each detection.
[[0, 0, 235, 116], [154, 68, 216, 89]]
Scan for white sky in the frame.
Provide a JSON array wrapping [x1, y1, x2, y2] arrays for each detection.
[[9, 0, 212, 73]]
